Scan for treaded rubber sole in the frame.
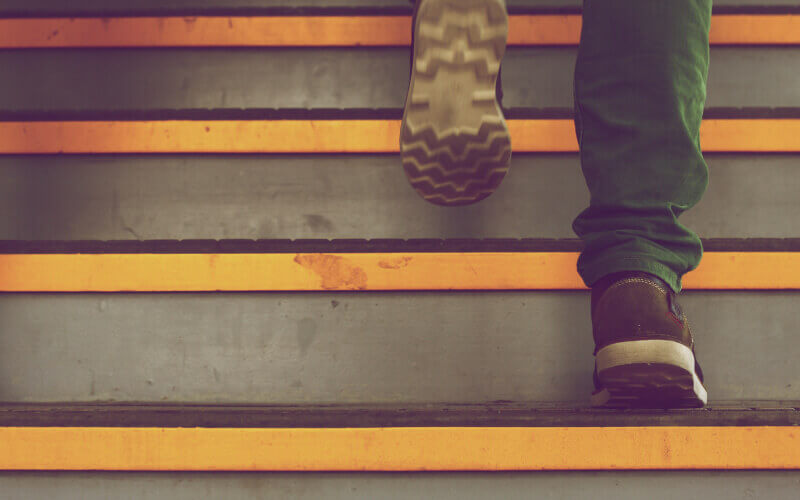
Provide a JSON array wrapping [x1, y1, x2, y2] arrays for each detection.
[[591, 340, 708, 409], [401, 0, 511, 207]]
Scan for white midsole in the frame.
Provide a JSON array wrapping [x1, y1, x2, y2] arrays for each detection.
[[593, 340, 708, 406], [596, 339, 695, 373]]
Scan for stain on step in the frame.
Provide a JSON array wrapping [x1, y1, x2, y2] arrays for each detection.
[[304, 214, 334, 233], [294, 254, 367, 290], [378, 256, 413, 270]]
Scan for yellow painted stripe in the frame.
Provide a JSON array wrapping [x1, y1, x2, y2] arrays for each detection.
[[1, 119, 797, 154], [0, 252, 797, 292], [0, 15, 798, 48], [1, 426, 798, 471], [711, 14, 800, 45]]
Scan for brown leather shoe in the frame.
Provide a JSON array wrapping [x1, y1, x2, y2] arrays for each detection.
[[590, 271, 707, 408]]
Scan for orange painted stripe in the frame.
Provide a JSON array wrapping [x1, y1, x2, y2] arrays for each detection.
[[0, 16, 416, 48], [0, 252, 797, 292], [1, 426, 798, 471], [711, 15, 800, 45], [1, 119, 797, 154], [0, 15, 798, 48]]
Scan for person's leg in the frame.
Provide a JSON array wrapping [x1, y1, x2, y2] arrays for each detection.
[[401, 0, 511, 207], [574, 0, 712, 407], [573, 0, 711, 293]]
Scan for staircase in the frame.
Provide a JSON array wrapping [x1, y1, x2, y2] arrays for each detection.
[[1, 0, 799, 497]]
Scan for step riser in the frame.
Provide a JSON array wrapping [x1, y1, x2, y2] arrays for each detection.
[[0, 156, 796, 240], [0, 49, 796, 112], [1, 471, 800, 499], [1, 292, 797, 402]]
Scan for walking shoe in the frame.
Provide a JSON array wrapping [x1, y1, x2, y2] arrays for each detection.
[[401, 0, 512, 206], [590, 271, 708, 408]]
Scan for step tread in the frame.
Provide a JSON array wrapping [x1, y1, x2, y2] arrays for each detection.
[[1, 107, 798, 122], [2, 402, 799, 428], [2, 118, 796, 154], [1, 238, 799, 254], [0, 4, 798, 18], [1, 250, 795, 290], [3, 13, 799, 50]]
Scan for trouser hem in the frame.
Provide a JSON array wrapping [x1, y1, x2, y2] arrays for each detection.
[[579, 256, 683, 293]]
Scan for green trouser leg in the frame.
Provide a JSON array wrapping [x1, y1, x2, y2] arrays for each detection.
[[573, 0, 712, 293]]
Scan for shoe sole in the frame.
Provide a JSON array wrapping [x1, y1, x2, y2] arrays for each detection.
[[401, 0, 511, 207], [591, 340, 708, 409]]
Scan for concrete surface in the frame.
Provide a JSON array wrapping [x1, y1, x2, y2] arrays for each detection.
[[0, 48, 797, 112], [0, 471, 799, 500], [0, 155, 797, 240], [0, 0, 795, 14], [0, 291, 797, 403]]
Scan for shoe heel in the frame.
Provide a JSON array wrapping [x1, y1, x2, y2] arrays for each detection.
[[593, 340, 708, 408]]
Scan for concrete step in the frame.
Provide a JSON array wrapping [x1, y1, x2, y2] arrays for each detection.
[[1, 407, 799, 470], [3, 404, 800, 492], [0, 240, 796, 291], [0, 1, 797, 494], [1, 290, 798, 403], [2, 471, 799, 500], [3, 402, 800, 427], [1, 48, 797, 112], [5, 117, 793, 154], [1, 0, 796, 16], [1, 155, 797, 240]]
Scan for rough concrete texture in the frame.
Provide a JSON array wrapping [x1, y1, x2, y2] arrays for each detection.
[[0, 292, 797, 403], [0, 48, 797, 111], [0, 155, 797, 240], [1, 471, 799, 500], [1, 0, 795, 14]]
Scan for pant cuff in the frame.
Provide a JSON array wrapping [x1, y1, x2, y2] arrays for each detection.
[[578, 256, 683, 293]]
